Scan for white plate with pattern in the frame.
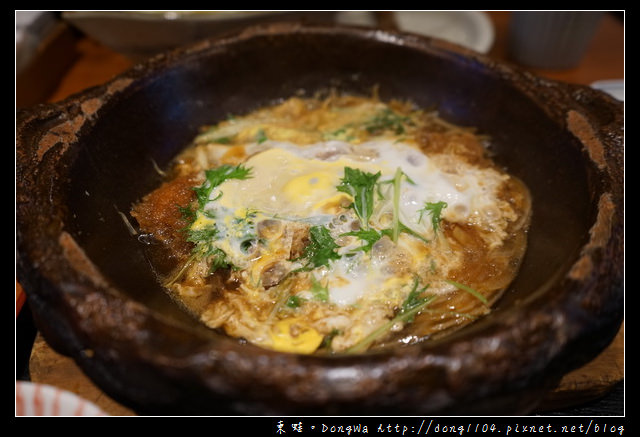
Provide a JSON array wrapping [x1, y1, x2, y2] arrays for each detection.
[[15, 381, 108, 416]]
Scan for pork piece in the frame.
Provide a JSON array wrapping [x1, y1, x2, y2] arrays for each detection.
[[416, 128, 492, 168], [255, 219, 311, 288], [131, 175, 197, 273]]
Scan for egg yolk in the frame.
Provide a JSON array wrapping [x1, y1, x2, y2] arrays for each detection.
[[270, 317, 324, 354]]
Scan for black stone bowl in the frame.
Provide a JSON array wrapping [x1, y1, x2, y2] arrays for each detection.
[[16, 22, 624, 416]]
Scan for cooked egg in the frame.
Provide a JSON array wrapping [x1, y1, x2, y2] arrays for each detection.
[[202, 139, 513, 280], [269, 317, 324, 354], [134, 94, 531, 354]]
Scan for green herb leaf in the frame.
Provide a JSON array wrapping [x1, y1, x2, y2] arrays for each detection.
[[323, 125, 356, 142], [336, 167, 381, 229], [380, 167, 429, 244], [341, 228, 383, 253], [310, 275, 329, 302], [321, 328, 343, 350], [295, 225, 341, 272], [178, 164, 253, 275], [186, 226, 219, 245], [444, 279, 488, 305], [391, 167, 403, 242], [185, 223, 234, 272], [401, 278, 432, 322], [286, 295, 303, 308], [380, 223, 430, 245], [418, 201, 448, 234], [255, 128, 268, 144], [212, 135, 234, 144], [208, 247, 233, 272], [364, 108, 411, 135], [177, 204, 197, 224], [344, 278, 435, 353], [164, 252, 198, 287], [193, 164, 253, 208]]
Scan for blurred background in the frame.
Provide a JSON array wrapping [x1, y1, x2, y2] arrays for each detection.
[[15, 10, 624, 417], [16, 11, 624, 108]]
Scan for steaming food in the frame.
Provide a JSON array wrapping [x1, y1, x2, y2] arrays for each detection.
[[132, 93, 531, 354]]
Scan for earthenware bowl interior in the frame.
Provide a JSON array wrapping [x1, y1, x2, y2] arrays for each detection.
[[62, 30, 592, 335]]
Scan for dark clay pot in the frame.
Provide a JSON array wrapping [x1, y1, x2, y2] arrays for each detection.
[[16, 23, 623, 416]]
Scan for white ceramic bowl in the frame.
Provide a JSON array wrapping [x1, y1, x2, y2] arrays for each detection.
[[15, 381, 108, 416]]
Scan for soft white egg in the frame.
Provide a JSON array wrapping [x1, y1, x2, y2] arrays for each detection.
[[200, 139, 512, 305]]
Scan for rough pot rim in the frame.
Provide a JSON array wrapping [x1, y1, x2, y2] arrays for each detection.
[[16, 22, 624, 416]]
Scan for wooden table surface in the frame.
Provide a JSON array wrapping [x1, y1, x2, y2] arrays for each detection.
[[16, 11, 624, 417]]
